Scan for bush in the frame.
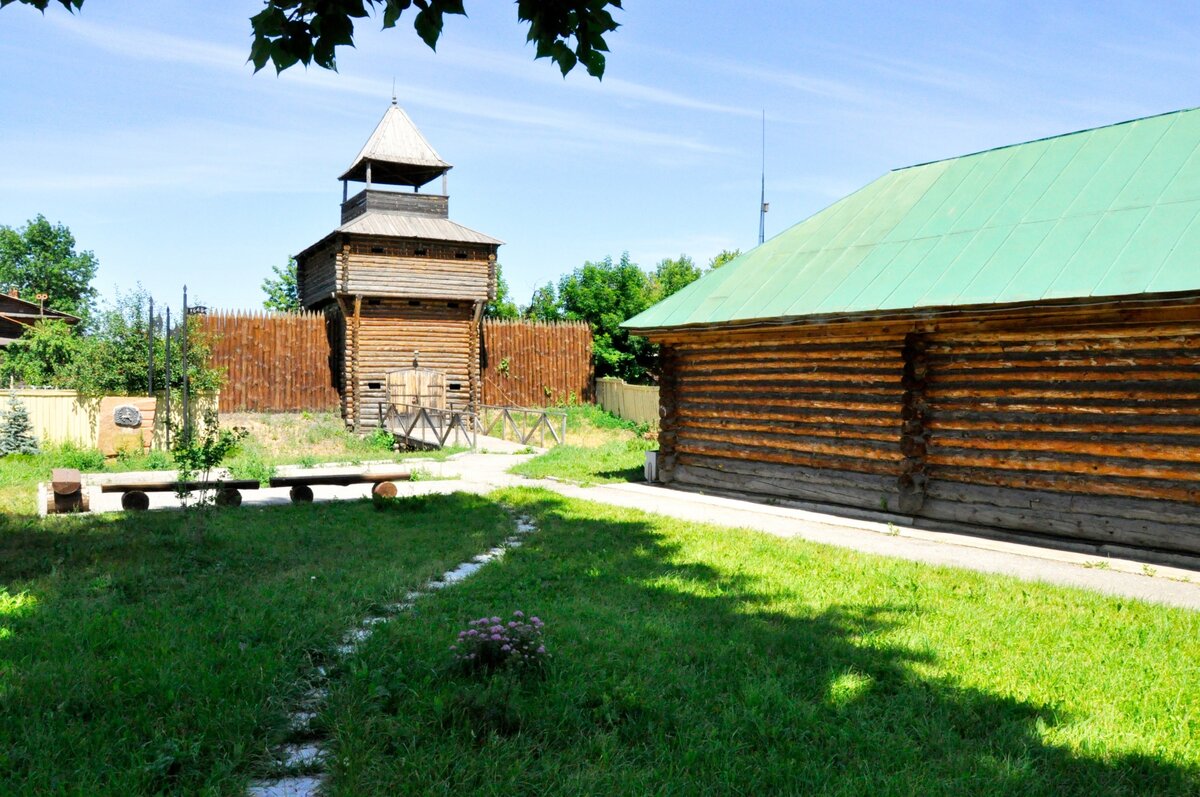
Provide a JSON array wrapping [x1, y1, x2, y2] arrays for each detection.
[[50, 443, 105, 472], [365, 427, 394, 452], [451, 611, 549, 676]]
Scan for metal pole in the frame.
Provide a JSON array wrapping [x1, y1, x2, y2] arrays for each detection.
[[164, 306, 172, 450], [182, 286, 189, 437], [147, 297, 154, 397]]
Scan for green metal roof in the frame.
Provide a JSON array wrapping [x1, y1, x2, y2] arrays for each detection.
[[625, 108, 1200, 331]]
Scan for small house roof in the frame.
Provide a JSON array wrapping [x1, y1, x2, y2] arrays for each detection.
[[625, 107, 1200, 331], [339, 104, 452, 188]]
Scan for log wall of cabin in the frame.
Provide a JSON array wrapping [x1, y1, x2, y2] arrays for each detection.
[[659, 330, 908, 512], [298, 241, 340, 309], [339, 298, 479, 429], [652, 304, 1200, 559], [919, 320, 1200, 555], [344, 238, 494, 300]]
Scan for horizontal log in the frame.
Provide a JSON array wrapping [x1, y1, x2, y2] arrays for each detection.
[[681, 416, 900, 442], [927, 431, 1200, 462], [673, 462, 898, 511], [676, 439, 901, 476], [681, 391, 902, 412], [269, 471, 412, 487], [930, 466, 1198, 504], [926, 383, 1200, 400], [676, 364, 902, 381], [917, 496, 1200, 554], [927, 410, 1200, 435], [926, 446, 1199, 481], [678, 426, 901, 459], [677, 403, 901, 428], [923, 478, 1200, 527], [930, 368, 1200, 384], [101, 479, 262, 493], [930, 398, 1200, 414]]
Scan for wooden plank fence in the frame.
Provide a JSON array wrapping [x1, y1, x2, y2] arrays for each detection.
[[7, 389, 100, 446], [481, 319, 593, 408], [596, 377, 660, 426], [200, 310, 339, 413]]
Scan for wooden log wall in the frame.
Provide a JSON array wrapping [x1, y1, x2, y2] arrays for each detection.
[[663, 331, 908, 511], [344, 239, 494, 300], [920, 321, 1200, 554], [648, 308, 1200, 559], [341, 298, 478, 429], [201, 310, 340, 413], [480, 319, 593, 407], [297, 241, 338, 309]]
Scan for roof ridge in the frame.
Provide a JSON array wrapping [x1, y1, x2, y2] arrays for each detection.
[[894, 106, 1200, 172]]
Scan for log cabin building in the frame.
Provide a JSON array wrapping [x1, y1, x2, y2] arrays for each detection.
[[625, 108, 1200, 564], [295, 102, 501, 429]]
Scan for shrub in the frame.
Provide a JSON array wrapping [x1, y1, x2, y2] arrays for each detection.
[[50, 443, 105, 472], [365, 427, 394, 451], [451, 611, 549, 676]]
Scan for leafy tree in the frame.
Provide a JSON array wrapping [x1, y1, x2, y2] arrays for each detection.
[[0, 287, 222, 396], [523, 282, 562, 321], [7, 0, 624, 78], [485, 263, 519, 320], [557, 253, 657, 382], [649, 254, 701, 303], [0, 392, 40, 455], [0, 214, 98, 318], [262, 258, 301, 312], [708, 248, 741, 270], [0, 319, 80, 388]]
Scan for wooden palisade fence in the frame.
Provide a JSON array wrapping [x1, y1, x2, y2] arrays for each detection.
[[481, 319, 592, 408], [201, 312, 593, 415], [200, 310, 340, 413]]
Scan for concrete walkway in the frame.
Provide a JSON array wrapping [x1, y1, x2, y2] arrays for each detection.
[[84, 451, 1200, 611]]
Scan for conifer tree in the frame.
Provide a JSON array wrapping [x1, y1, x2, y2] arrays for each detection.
[[0, 392, 40, 456]]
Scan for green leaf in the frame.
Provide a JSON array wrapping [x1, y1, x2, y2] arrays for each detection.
[[412, 7, 442, 49]]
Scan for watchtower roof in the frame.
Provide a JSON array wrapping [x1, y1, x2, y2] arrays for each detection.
[[339, 103, 452, 188]]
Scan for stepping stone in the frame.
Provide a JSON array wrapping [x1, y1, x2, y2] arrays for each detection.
[[248, 775, 325, 797]]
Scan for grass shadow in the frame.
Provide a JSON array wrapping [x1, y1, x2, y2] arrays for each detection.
[[324, 487, 1200, 796]]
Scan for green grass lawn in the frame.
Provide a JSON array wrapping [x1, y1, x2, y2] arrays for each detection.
[[0, 494, 516, 795], [322, 488, 1200, 796]]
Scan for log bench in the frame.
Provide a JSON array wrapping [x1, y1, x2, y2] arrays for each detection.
[[100, 478, 262, 511], [268, 470, 413, 503]]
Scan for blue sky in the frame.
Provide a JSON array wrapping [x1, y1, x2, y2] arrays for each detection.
[[2, 1, 1198, 312]]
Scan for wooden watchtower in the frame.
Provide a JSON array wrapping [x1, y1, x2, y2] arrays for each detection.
[[295, 102, 502, 430]]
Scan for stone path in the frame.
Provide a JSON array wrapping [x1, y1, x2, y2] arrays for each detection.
[[245, 514, 539, 797]]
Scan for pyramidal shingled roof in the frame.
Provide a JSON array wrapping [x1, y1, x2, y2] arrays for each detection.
[[339, 104, 452, 187], [625, 107, 1200, 331]]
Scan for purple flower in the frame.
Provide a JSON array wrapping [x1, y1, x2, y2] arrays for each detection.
[[490, 616, 501, 624], [491, 633, 502, 640], [537, 645, 546, 654], [513, 610, 524, 618]]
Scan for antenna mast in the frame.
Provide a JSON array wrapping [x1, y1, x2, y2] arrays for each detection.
[[758, 109, 768, 245]]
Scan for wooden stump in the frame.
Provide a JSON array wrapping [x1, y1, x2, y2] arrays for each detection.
[[215, 488, 242, 508], [289, 484, 315, 503], [121, 491, 150, 512], [371, 481, 398, 499], [46, 468, 88, 514]]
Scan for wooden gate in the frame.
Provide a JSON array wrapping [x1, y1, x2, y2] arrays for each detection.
[[386, 367, 447, 410]]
